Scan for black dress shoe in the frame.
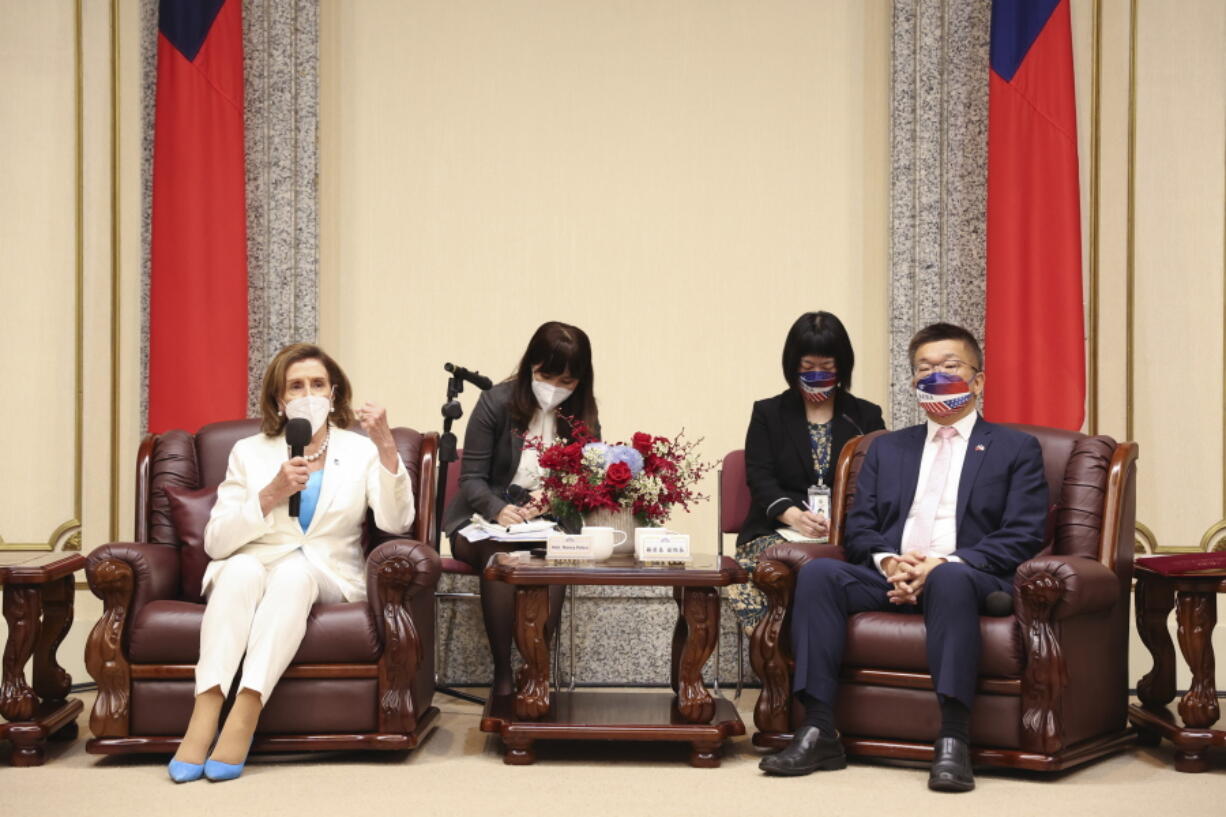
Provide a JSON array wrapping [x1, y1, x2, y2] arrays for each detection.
[[759, 726, 847, 776], [928, 737, 975, 792]]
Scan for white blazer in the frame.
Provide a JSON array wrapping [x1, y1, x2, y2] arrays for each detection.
[[202, 426, 416, 602]]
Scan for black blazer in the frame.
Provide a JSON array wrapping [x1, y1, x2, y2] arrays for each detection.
[[443, 381, 599, 537], [737, 388, 886, 546], [843, 418, 1048, 577]]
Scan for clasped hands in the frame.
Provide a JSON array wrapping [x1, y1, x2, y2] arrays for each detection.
[[882, 553, 946, 605]]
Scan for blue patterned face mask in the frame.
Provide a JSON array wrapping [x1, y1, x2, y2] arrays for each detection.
[[797, 370, 837, 404], [915, 371, 974, 418]]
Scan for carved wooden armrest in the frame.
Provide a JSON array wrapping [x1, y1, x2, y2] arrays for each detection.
[[366, 538, 441, 734], [1014, 555, 1121, 754], [750, 558, 799, 734]]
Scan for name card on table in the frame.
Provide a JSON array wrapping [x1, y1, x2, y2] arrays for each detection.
[[545, 534, 595, 561], [636, 531, 692, 564]]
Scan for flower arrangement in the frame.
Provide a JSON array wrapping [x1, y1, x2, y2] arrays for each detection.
[[525, 421, 713, 528]]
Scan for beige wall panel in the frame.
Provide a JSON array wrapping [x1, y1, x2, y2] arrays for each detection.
[[1131, 0, 1225, 551], [112, 0, 144, 545], [1092, 0, 1131, 442], [0, 2, 78, 547], [320, 0, 891, 551]]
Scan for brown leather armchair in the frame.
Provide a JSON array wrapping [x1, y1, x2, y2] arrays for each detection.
[[84, 419, 442, 755], [750, 424, 1138, 771]]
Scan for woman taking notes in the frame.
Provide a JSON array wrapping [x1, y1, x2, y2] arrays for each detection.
[[728, 312, 886, 634], [168, 343, 415, 782], [443, 321, 600, 696]]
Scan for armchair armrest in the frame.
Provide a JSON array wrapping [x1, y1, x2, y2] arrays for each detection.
[[86, 542, 181, 618], [1014, 554, 1121, 621], [750, 542, 842, 735], [760, 541, 845, 572], [1014, 554, 1121, 755], [365, 538, 440, 734], [84, 542, 179, 739]]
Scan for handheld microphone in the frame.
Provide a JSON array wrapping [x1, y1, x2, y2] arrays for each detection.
[[983, 590, 1014, 617], [285, 418, 312, 518], [444, 363, 493, 391]]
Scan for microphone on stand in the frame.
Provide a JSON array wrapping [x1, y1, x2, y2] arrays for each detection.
[[286, 418, 312, 518], [444, 363, 493, 391]]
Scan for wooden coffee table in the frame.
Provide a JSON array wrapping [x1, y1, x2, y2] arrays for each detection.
[[1128, 564, 1226, 772], [480, 552, 747, 767], [0, 551, 87, 766]]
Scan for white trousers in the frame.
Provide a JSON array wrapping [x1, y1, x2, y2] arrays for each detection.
[[195, 550, 344, 701]]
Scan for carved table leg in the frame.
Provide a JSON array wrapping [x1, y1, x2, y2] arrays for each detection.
[[503, 734, 536, 765], [1, 585, 42, 722], [674, 587, 717, 723], [513, 585, 552, 720], [690, 740, 721, 768], [1135, 575, 1177, 707], [1174, 590, 1218, 773], [670, 587, 685, 693], [34, 575, 74, 702]]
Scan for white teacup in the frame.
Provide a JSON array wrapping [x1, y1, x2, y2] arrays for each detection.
[[581, 526, 628, 561]]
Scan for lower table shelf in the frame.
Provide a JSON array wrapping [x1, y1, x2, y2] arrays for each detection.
[[480, 691, 745, 767]]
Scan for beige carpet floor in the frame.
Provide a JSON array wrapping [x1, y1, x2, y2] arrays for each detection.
[[3, 690, 1223, 817]]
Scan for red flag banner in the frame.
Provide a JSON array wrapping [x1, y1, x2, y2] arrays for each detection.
[[984, 0, 1085, 430], [148, 0, 248, 433]]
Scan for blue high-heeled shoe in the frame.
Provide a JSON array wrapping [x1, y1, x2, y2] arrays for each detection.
[[167, 758, 205, 783], [204, 755, 247, 782]]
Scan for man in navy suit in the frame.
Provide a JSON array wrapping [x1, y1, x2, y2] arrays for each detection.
[[759, 323, 1048, 792]]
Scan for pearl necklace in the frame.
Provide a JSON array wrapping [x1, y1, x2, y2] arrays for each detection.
[[304, 430, 331, 463]]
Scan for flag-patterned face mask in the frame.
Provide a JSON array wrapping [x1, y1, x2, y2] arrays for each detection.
[[798, 370, 838, 404], [915, 371, 975, 418]]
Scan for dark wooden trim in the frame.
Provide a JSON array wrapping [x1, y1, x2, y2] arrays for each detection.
[[841, 668, 1020, 696], [85, 706, 441, 756], [130, 664, 378, 680], [1099, 441, 1138, 572], [1017, 568, 1069, 754], [482, 692, 743, 768], [483, 553, 747, 587], [374, 554, 423, 734], [1129, 704, 1226, 772], [0, 553, 87, 584], [415, 431, 438, 547], [134, 434, 157, 543], [84, 558, 133, 738], [750, 558, 796, 736]]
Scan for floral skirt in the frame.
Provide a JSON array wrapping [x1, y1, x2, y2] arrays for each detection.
[[727, 533, 786, 636]]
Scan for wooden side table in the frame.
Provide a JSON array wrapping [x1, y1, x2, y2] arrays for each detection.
[[1128, 564, 1226, 772], [479, 552, 748, 767], [0, 551, 87, 766]]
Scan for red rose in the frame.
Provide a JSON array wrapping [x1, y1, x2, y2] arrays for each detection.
[[606, 461, 633, 487], [632, 432, 655, 455]]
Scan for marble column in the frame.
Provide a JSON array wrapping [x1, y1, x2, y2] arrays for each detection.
[[140, 0, 320, 423], [242, 0, 320, 414], [889, 0, 990, 428]]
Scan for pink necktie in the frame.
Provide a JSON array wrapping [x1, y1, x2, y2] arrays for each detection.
[[903, 426, 959, 557]]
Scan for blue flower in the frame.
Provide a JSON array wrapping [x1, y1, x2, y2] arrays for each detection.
[[606, 445, 644, 476]]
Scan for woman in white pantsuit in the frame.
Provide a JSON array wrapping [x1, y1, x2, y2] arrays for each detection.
[[168, 343, 415, 783]]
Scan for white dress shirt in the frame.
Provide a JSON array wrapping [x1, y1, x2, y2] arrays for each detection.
[[510, 409, 557, 491], [873, 412, 980, 575]]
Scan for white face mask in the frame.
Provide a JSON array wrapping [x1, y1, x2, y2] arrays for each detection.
[[532, 380, 573, 412], [284, 394, 331, 434]]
